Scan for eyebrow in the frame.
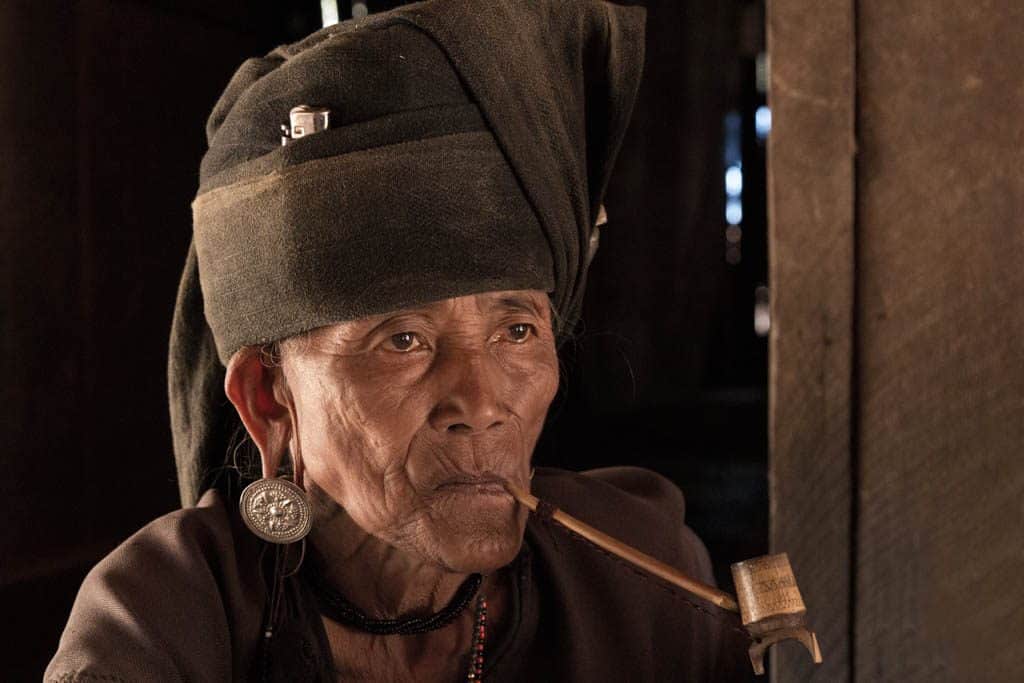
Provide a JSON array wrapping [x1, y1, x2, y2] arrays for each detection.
[[326, 293, 550, 343], [489, 294, 547, 318]]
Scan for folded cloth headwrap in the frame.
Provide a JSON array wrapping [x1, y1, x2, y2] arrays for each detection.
[[170, 0, 646, 506]]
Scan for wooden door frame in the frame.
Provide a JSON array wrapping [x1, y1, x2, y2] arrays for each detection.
[[767, 0, 857, 680]]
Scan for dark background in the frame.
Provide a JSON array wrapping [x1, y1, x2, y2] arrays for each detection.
[[1, 0, 768, 677]]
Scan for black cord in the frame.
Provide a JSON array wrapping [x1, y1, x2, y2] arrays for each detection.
[[305, 566, 483, 635]]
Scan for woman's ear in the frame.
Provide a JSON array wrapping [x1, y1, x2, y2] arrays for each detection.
[[225, 347, 292, 480]]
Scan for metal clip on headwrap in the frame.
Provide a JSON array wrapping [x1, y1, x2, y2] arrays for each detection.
[[281, 105, 331, 146]]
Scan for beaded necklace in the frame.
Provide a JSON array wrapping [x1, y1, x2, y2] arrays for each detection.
[[466, 593, 488, 680], [306, 567, 483, 635], [306, 565, 490, 679]]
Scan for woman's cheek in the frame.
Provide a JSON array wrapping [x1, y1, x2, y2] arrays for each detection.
[[505, 343, 558, 394], [496, 338, 552, 372]]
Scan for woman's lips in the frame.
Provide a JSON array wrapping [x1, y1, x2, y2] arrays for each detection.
[[435, 474, 510, 496]]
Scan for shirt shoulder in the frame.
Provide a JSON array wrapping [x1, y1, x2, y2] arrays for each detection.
[[530, 465, 714, 583], [45, 490, 264, 683], [519, 466, 754, 681]]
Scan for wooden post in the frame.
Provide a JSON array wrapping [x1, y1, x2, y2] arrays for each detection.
[[767, 0, 857, 680], [770, 0, 1024, 680], [854, 2, 1024, 680]]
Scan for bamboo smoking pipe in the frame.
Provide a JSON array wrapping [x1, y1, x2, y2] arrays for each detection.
[[505, 481, 823, 675]]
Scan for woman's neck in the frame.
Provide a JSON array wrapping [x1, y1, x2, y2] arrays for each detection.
[[307, 486, 476, 619], [304, 488, 513, 680]]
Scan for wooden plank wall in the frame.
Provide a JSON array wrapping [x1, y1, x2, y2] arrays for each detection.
[[770, 0, 1024, 680], [767, 0, 856, 680], [854, 2, 1024, 680]]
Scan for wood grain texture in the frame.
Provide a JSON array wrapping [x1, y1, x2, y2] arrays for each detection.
[[767, 0, 856, 680], [855, 1, 1024, 680]]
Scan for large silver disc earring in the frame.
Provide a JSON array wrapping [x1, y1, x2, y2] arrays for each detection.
[[239, 477, 312, 544]]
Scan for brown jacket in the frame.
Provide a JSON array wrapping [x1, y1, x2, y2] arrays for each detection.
[[46, 467, 754, 681]]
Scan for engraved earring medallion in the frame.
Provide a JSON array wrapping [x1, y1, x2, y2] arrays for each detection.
[[239, 478, 312, 544]]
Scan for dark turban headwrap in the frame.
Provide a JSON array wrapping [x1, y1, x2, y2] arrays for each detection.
[[170, 0, 646, 506]]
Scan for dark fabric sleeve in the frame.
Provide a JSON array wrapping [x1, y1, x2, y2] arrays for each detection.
[[534, 466, 757, 681], [583, 467, 757, 682], [44, 492, 264, 683]]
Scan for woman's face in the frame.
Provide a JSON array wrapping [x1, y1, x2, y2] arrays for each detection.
[[280, 289, 559, 574]]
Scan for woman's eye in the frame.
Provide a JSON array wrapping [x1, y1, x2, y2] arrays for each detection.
[[506, 323, 535, 343], [386, 332, 424, 352]]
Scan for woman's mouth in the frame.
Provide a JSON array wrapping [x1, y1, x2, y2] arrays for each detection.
[[435, 474, 510, 496]]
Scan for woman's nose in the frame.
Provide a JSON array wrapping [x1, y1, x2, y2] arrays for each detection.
[[428, 350, 508, 433]]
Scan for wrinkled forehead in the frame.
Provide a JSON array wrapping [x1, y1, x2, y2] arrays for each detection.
[[303, 289, 554, 339]]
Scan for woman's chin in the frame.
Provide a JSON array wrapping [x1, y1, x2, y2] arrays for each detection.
[[440, 540, 522, 574], [431, 507, 527, 573]]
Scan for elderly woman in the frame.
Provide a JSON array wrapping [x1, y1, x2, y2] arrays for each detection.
[[47, 0, 752, 680]]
